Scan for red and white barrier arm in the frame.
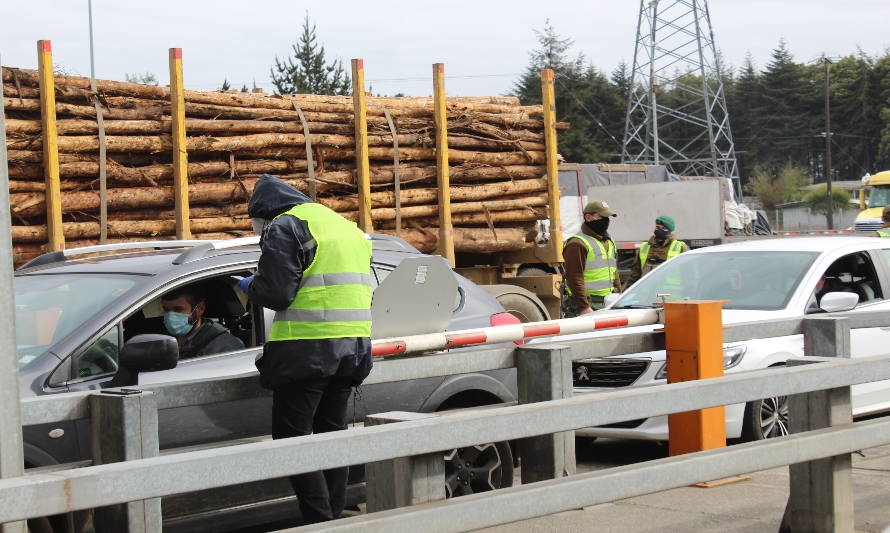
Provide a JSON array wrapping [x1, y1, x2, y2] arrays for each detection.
[[371, 309, 661, 357]]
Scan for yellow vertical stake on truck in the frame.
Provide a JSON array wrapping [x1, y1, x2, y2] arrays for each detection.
[[169, 48, 191, 239], [433, 63, 456, 266], [351, 59, 373, 232], [37, 40, 64, 251], [541, 69, 563, 257]]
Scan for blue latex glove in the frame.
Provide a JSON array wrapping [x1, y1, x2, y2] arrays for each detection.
[[236, 275, 254, 293]]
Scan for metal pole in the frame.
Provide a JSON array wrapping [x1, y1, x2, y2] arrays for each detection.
[[824, 57, 834, 230], [648, 0, 660, 165], [0, 53, 27, 533], [88, 0, 96, 80]]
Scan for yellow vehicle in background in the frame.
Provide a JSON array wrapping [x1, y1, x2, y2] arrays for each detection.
[[854, 170, 890, 232]]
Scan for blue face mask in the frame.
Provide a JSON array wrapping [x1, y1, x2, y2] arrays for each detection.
[[164, 311, 194, 336]]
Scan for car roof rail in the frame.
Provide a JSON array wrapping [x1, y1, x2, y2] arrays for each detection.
[[18, 240, 208, 270], [172, 236, 260, 265], [368, 233, 421, 253]]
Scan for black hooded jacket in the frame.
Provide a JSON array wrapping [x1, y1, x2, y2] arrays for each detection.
[[247, 174, 372, 389]]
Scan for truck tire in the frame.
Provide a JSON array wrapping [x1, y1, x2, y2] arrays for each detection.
[[497, 292, 547, 323], [481, 285, 549, 323]]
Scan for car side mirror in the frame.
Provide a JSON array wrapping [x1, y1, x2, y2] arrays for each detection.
[[820, 292, 859, 313], [120, 334, 179, 372], [603, 293, 621, 309]]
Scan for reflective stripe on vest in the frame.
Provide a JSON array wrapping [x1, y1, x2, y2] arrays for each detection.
[[639, 239, 685, 268], [566, 234, 616, 296], [268, 203, 373, 341], [877, 230, 890, 238]]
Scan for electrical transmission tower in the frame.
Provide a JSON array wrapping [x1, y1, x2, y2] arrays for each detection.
[[621, 0, 739, 185]]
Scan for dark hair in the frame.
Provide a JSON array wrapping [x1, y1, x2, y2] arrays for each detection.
[[161, 286, 205, 308]]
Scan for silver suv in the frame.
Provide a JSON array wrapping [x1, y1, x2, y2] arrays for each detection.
[[15, 235, 518, 532]]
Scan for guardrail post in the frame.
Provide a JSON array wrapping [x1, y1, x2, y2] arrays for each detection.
[[0, 51, 25, 533], [663, 301, 726, 456], [90, 390, 161, 533], [517, 345, 575, 483], [781, 316, 853, 533], [365, 412, 445, 512]]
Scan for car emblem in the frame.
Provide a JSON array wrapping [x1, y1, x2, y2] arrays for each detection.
[[575, 365, 590, 381]]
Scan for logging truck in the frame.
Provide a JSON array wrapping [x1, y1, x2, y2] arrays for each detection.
[[2, 46, 565, 322]]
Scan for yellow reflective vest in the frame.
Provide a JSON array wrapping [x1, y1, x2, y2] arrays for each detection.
[[268, 203, 373, 341], [566, 233, 617, 297], [639, 239, 685, 268]]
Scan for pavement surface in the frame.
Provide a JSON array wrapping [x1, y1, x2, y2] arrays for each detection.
[[473, 439, 890, 533]]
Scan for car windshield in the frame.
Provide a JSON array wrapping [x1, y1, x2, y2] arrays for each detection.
[[613, 251, 818, 310], [14, 274, 137, 369]]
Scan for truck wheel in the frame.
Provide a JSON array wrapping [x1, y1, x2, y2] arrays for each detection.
[[496, 293, 547, 323], [444, 441, 514, 497]]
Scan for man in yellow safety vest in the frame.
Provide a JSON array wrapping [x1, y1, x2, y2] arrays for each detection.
[[873, 206, 890, 237], [562, 200, 621, 316], [238, 174, 373, 524], [625, 214, 689, 288]]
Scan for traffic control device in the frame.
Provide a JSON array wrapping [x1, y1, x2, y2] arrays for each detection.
[[370, 308, 660, 356], [663, 300, 727, 456]]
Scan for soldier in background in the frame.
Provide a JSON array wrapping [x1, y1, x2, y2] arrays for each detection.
[[562, 200, 620, 316], [625, 215, 689, 288]]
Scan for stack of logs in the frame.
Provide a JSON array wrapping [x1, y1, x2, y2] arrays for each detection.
[[3, 66, 566, 265]]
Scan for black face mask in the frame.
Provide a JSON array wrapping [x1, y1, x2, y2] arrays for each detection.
[[585, 217, 610, 235], [654, 228, 670, 241]]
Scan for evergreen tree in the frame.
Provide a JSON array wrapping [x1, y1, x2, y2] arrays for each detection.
[[270, 13, 351, 95], [218, 79, 232, 92], [873, 52, 890, 169], [726, 54, 761, 182], [829, 52, 880, 180], [511, 21, 622, 162], [755, 41, 819, 174]]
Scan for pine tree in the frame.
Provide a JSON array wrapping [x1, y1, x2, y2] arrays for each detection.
[[270, 13, 351, 95], [218, 79, 232, 92], [511, 20, 622, 162]]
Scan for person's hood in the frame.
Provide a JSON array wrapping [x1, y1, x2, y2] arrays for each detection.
[[247, 174, 313, 219]]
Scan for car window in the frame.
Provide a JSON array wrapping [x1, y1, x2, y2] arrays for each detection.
[[814, 252, 883, 307], [14, 274, 137, 369], [615, 251, 818, 310], [123, 273, 256, 360], [71, 325, 121, 382]]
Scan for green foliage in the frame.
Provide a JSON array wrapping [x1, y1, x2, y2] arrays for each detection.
[[124, 72, 158, 86], [804, 184, 852, 216], [270, 13, 350, 96], [745, 162, 810, 210], [218, 79, 232, 92], [511, 20, 623, 163]]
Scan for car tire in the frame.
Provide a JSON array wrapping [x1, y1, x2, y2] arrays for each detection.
[[741, 396, 790, 441], [496, 293, 547, 323], [444, 441, 514, 498]]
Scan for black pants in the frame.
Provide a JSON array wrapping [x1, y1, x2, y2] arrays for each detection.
[[272, 377, 353, 524]]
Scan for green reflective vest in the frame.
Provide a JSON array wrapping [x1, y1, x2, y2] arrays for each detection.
[[877, 230, 890, 237], [268, 203, 373, 341], [566, 234, 617, 297], [639, 239, 685, 268]]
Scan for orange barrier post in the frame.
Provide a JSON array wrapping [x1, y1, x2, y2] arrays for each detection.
[[663, 300, 727, 456]]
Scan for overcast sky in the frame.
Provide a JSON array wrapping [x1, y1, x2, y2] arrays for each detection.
[[3, 1, 890, 97]]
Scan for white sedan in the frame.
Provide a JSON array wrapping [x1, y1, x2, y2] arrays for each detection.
[[550, 236, 890, 442]]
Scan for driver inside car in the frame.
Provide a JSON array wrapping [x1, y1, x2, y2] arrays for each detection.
[[161, 287, 245, 359]]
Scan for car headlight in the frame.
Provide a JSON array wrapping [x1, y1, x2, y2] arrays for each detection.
[[654, 345, 748, 380]]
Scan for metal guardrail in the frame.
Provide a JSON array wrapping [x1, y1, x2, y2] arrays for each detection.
[[2, 339, 889, 521], [7, 311, 890, 530]]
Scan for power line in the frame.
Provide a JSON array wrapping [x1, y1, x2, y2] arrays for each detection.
[[553, 75, 623, 149]]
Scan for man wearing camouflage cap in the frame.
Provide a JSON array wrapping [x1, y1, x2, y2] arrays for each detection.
[[562, 200, 621, 316], [625, 214, 689, 287]]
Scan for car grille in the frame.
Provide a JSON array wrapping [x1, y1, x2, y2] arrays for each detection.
[[573, 359, 649, 388], [854, 221, 882, 232]]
